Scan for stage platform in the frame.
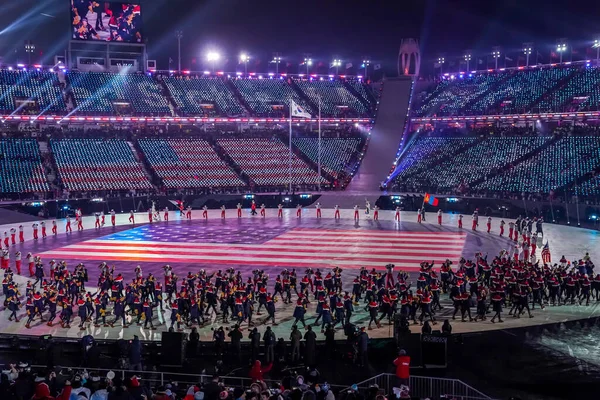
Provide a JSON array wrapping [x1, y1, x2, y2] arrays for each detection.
[[1, 208, 599, 342]]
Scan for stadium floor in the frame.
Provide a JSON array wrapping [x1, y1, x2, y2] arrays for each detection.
[[1, 208, 600, 342]]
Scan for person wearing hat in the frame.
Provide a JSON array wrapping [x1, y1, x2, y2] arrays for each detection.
[[32, 373, 71, 400]]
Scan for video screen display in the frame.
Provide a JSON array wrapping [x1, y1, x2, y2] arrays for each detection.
[[70, 1, 142, 43]]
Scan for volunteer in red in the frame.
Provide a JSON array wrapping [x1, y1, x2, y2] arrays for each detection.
[[393, 349, 411, 387]]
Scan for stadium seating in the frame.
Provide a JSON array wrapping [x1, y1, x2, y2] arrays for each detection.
[[217, 138, 326, 187], [51, 139, 152, 191], [468, 68, 574, 115], [163, 76, 246, 116], [292, 137, 364, 178], [390, 135, 477, 183], [474, 136, 600, 194], [138, 139, 245, 188], [574, 174, 600, 197], [345, 79, 377, 108], [401, 136, 550, 191], [67, 71, 171, 115], [413, 73, 507, 116], [232, 78, 312, 117], [293, 79, 369, 117], [0, 139, 49, 193], [537, 67, 600, 112], [0, 69, 66, 113]]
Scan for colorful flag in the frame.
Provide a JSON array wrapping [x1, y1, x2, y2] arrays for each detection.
[[346, 62, 353, 69], [541, 242, 551, 264], [290, 100, 311, 119], [423, 193, 439, 206], [39, 228, 467, 270]]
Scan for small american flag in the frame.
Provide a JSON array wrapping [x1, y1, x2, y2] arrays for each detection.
[[541, 241, 552, 264]]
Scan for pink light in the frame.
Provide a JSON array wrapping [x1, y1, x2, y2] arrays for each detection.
[[33, 64, 42, 68], [310, 74, 317, 77], [355, 75, 361, 78], [17, 64, 24, 67], [236, 72, 242, 76], [216, 71, 224, 75], [203, 71, 210, 75], [298, 74, 304, 77], [268, 72, 274, 76], [328, 74, 334, 78], [280, 73, 287, 76], [249, 72, 256, 76], [183, 70, 190, 74]]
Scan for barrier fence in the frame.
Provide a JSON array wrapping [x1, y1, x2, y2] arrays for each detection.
[[28, 366, 491, 399]]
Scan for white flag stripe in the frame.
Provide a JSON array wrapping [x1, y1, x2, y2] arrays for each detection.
[[288, 229, 466, 238], [269, 237, 466, 245], [53, 243, 463, 256], [38, 250, 459, 267], [76, 239, 464, 251]]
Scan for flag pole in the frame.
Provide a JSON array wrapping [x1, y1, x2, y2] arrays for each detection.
[[289, 98, 293, 193], [318, 96, 321, 192]]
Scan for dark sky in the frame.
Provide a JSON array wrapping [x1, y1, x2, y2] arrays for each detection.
[[0, 0, 595, 75]]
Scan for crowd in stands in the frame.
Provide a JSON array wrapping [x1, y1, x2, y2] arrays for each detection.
[[413, 64, 600, 117], [0, 70, 66, 114], [138, 139, 245, 189], [217, 137, 326, 188], [67, 72, 171, 116], [50, 139, 153, 192], [0, 139, 50, 194], [231, 78, 311, 118], [0, 128, 367, 197], [0, 68, 375, 119], [388, 125, 600, 200]]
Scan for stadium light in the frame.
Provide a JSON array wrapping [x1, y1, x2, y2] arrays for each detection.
[[593, 39, 600, 64], [207, 51, 220, 72], [271, 53, 282, 74], [556, 39, 567, 64], [464, 53, 471, 72], [362, 59, 371, 78], [24, 40, 35, 66], [491, 46, 501, 70], [303, 57, 313, 75], [240, 53, 250, 75], [332, 59, 341, 75], [436, 57, 444, 74], [523, 42, 533, 67]]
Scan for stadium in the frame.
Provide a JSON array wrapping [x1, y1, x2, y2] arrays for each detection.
[[0, 1, 599, 399]]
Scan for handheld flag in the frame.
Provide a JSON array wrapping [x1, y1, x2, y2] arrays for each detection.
[[290, 100, 311, 119], [541, 242, 551, 264], [423, 193, 439, 207]]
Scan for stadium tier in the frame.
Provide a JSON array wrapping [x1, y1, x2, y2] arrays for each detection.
[[0, 139, 49, 193], [292, 137, 364, 178], [293, 78, 371, 117], [231, 77, 312, 117], [391, 136, 477, 183], [413, 65, 600, 117], [67, 71, 171, 115], [400, 136, 551, 192], [163, 76, 246, 117], [138, 138, 245, 188], [474, 135, 600, 194], [0, 69, 66, 113], [50, 139, 153, 191], [217, 138, 327, 187]]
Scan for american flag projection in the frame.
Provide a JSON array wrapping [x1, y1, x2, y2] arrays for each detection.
[[39, 227, 467, 270]]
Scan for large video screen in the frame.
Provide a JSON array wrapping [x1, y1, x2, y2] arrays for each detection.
[[70, 1, 142, 43]]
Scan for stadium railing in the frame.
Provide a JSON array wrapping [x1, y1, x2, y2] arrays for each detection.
[[344, 373, 492, 400]]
